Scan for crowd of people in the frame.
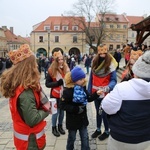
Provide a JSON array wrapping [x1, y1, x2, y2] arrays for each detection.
[[0, 43, 150, 150]]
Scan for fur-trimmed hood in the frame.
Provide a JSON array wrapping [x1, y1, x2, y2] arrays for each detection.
[[64, 72, 87, 88]]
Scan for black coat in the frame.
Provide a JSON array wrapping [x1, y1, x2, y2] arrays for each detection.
[[60, 86, 99, 130]]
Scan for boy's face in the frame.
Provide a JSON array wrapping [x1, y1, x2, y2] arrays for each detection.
[[75, 78, 85, 86]]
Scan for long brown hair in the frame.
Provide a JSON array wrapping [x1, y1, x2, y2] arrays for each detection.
[[92, 53, 112, 73], [0, 55, 40, 98], [48, 56, 69, 78]]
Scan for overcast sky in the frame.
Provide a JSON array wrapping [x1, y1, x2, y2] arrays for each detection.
[[0, 0, 150, 37]]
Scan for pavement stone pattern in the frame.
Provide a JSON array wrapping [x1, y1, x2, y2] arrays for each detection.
[[0, 58, 125, 150]]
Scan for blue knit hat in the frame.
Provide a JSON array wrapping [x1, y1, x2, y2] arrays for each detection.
[[71, 66, 86, 82]]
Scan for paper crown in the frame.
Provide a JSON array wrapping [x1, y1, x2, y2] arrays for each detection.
[[8, 44, 33, 65], [97, 45, 108, 53], [130, 50, 143, 61], [53, 50, 63, 59]]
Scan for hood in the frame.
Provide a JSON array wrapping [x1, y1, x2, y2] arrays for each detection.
[[129, 78, 150, 98]]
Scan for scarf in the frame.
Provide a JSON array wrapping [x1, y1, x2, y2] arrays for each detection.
[[73, 85, 87, 105], [92, 54, 117, 77]]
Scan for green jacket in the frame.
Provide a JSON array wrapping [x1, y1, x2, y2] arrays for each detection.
[[18, 89, 49, 150]]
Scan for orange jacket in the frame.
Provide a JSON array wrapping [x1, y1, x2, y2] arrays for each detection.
[[9, 86, 46, 150]]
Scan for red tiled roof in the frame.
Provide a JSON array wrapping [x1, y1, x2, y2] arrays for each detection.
[[97, 13, 128, 23], [126, 16, 144, 26], [33, 16, 85, 32], [4, 29, 21, 43]]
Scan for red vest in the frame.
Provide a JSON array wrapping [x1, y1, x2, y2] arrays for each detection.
[[49, 70, 65, 98], [92, 74, 110, 94], [9, 86, 46, 150]]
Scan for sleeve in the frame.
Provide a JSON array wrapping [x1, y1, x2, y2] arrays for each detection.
[[45, 73, 59, 88], [59, 88, 79, 114], [84, 88, 99, 102], [101, 84, 122, 115], [108, 70, 117, 91], [18, 89, 49, 127]]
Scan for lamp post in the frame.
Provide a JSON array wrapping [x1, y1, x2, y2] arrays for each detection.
[[47, 29, 50, 58]]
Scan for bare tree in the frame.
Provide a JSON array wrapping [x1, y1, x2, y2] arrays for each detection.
[[66, 0, 115, 53]]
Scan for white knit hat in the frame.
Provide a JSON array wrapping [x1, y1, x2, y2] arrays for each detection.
[[132, 50, 150, 78]]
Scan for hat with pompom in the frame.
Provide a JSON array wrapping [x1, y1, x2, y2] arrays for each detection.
[[71, 66, 85, 82], [132, 50, 150, 78]]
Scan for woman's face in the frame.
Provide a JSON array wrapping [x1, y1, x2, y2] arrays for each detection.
[[57, 56, 64, 66]]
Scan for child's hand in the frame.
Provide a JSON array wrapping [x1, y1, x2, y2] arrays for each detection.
[[97, 89, 104, 96]]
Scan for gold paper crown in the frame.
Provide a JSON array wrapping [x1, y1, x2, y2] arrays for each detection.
[[130, 50, 143, 61], [53, 50, 63, 59], [97, 45, 108, 53], [8, 44, 33, 65]]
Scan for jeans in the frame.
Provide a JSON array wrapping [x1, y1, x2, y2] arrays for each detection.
[[86, 66, 90, 74], [67, 126, 90, 150], [52, 107, 64, 127], [94, 98, 109, 131]]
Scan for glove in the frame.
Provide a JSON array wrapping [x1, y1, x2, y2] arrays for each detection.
[[78, 105, 85, 114], [57, 79, 63, 86]]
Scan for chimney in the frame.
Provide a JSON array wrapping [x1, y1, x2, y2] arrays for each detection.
[[2, 26, 7, 31], [10, 27, 14, 33]]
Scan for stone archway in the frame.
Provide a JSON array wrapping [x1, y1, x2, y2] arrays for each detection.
[[69, 47, 80, 56], [36, 48, 47, 58]]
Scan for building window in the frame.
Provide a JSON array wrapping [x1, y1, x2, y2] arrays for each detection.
[[110, 34, 113, 39], [106, 17, 110, 21], [39, 36, 43, 42], [116, 45, 120, 49], [109, 44, 113, 51], [123, 25, 127, 29], [54, 26, 60, 31], [44, 26, 50, 31], [116, 34, 120, 39], [117, 24, 120, 28], [72, 26, 78, 31], [62, 26, 68, 31], [123, 34, 126, 39], [73, 35, 77, 43], [110, 24, 114, 28], [55, 36, 59, 42]]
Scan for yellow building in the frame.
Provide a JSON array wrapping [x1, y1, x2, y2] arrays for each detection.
[[30, 16, 86, 57], [95, 13, 128, 50]]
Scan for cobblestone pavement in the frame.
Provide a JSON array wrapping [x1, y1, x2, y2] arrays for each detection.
[[0, 58, 125, 150]]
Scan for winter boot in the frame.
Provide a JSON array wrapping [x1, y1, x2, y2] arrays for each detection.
[[52, 126, 60, 137], [58, 124, 65, 135]]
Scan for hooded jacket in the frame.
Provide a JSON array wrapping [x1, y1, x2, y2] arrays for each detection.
[[102, 78, 150, 144]]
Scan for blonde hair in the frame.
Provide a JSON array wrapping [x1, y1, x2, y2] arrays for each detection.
[[0, 55, 40, 98], [48, 56, 69, 78]]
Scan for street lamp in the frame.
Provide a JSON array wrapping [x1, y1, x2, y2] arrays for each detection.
[[47, 29, 50, 58]]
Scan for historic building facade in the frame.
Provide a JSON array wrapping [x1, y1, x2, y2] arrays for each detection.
[[30, 16, 86, 57]]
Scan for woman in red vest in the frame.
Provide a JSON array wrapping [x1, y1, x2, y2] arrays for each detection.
[[0, 44, 50, 150], [88, 44, 117, 141], [45, 50, 70, 137]]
